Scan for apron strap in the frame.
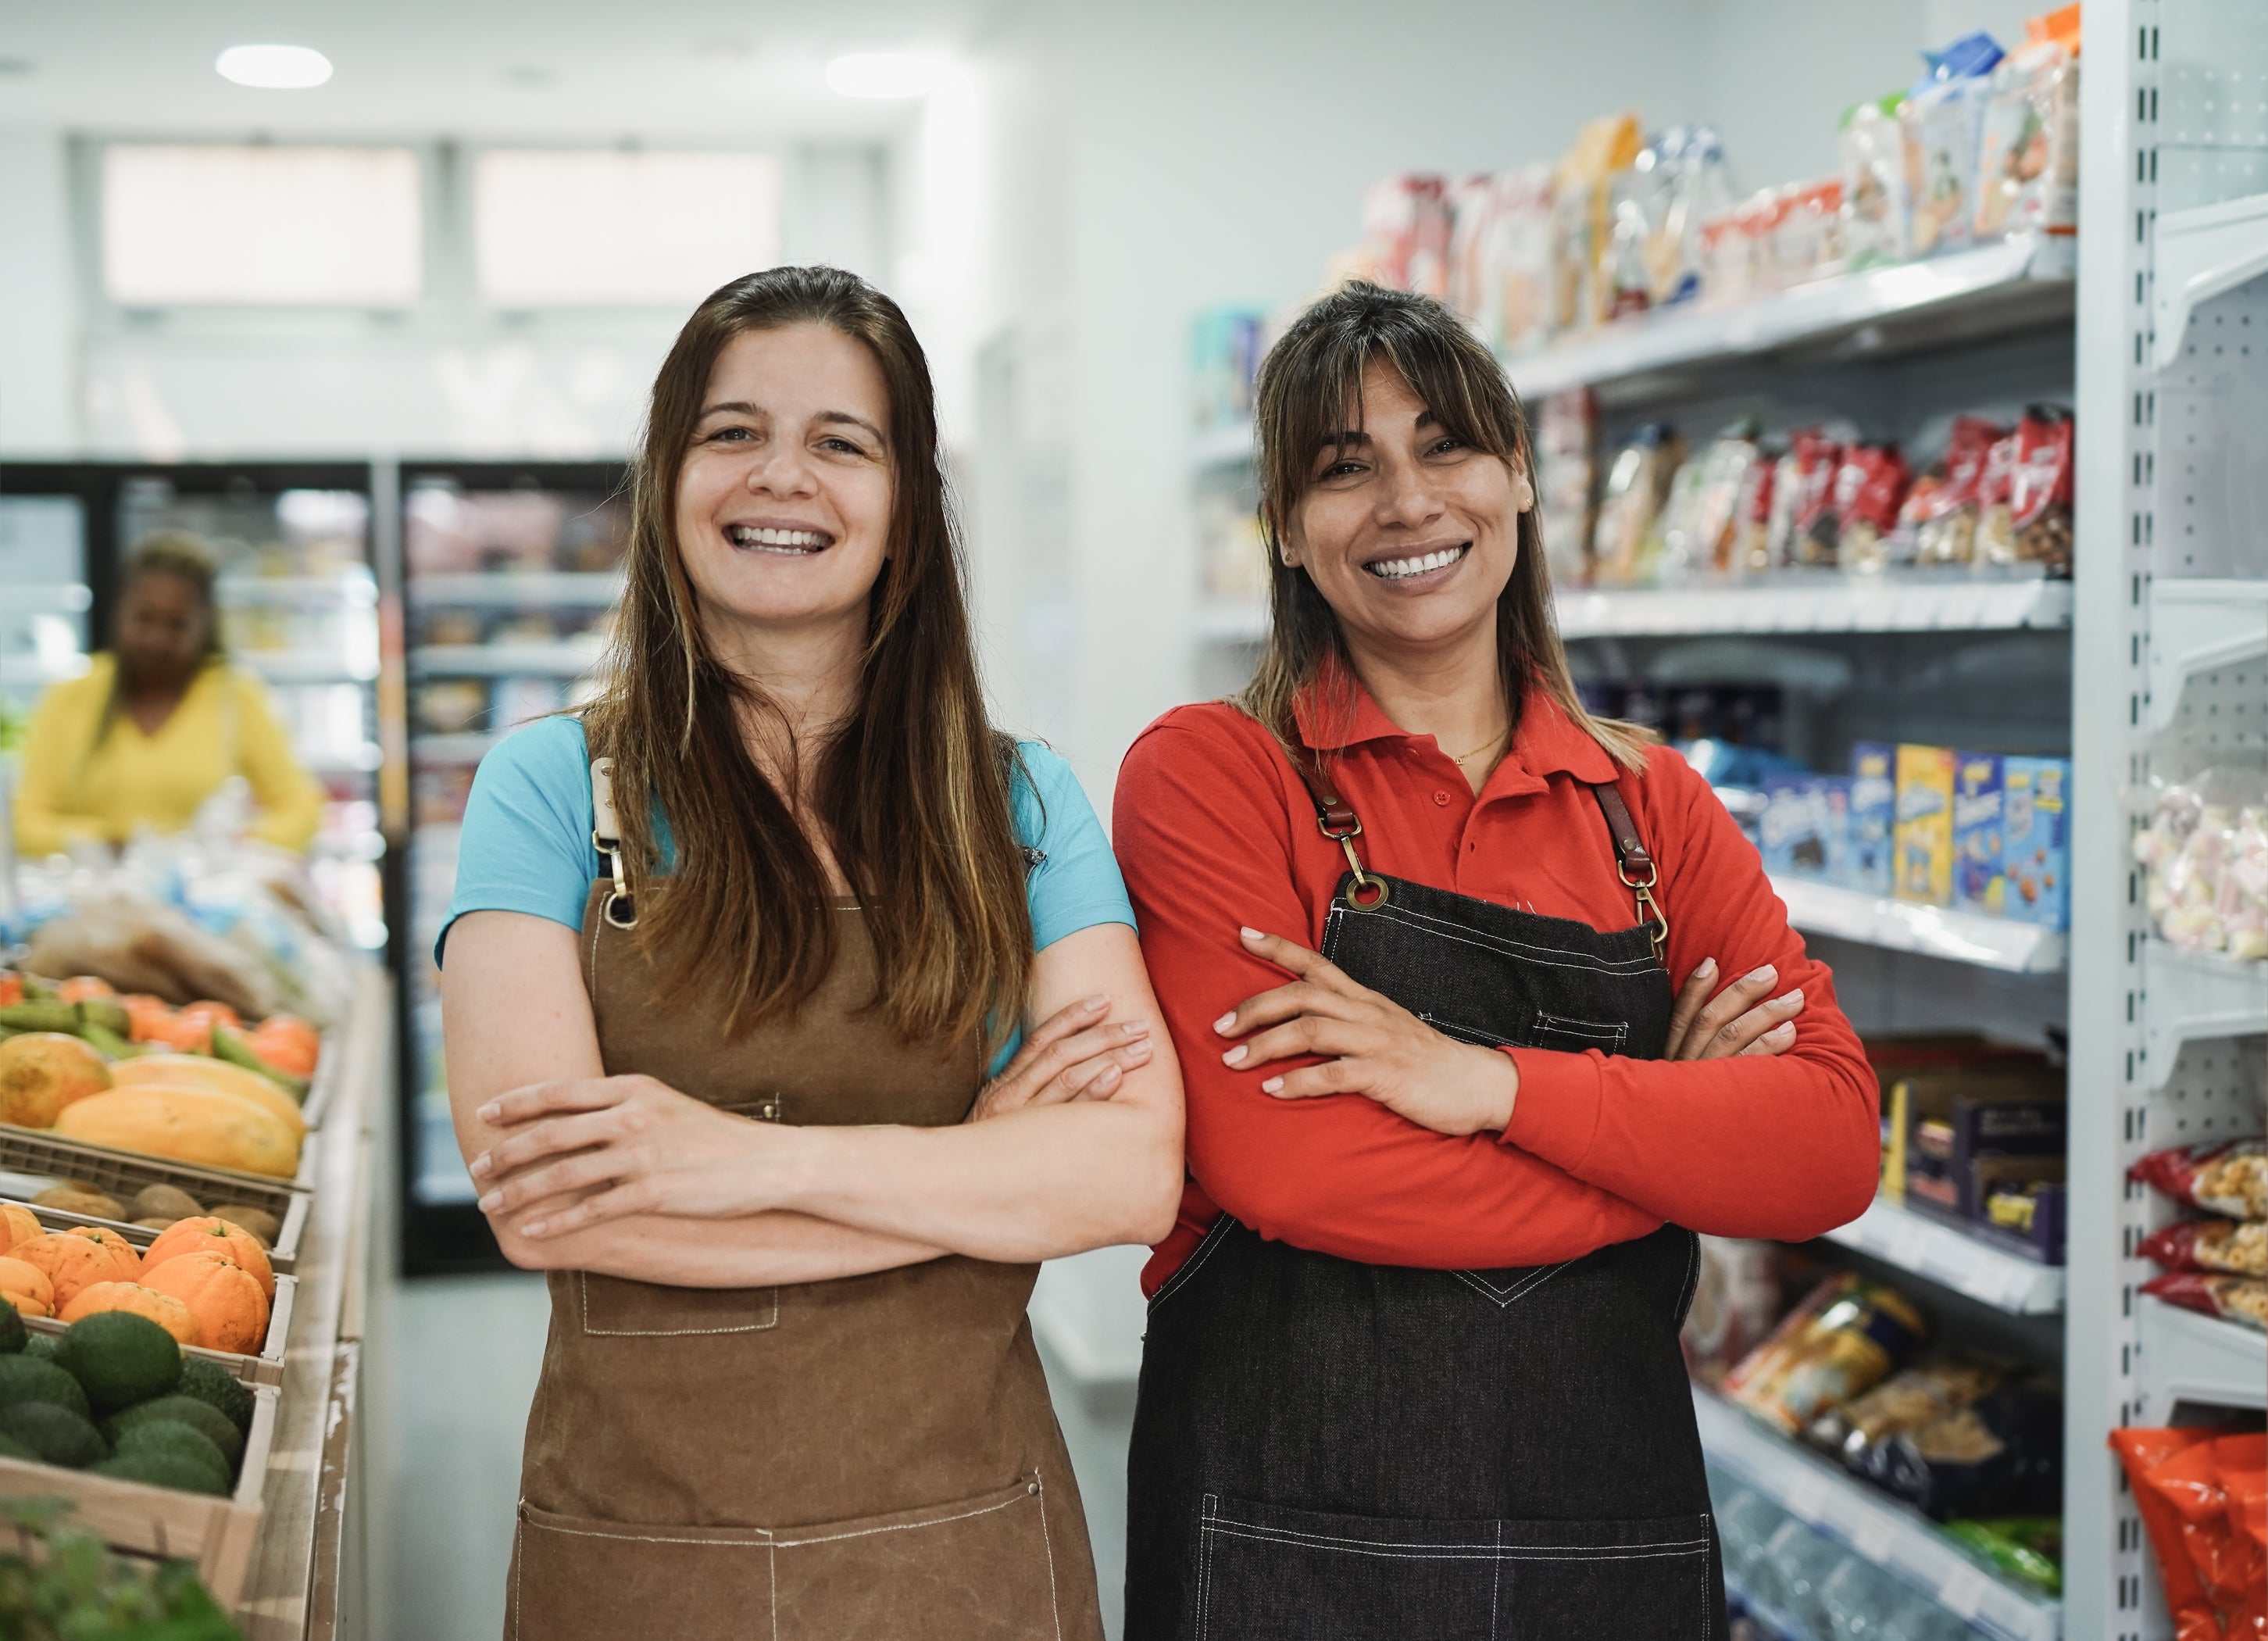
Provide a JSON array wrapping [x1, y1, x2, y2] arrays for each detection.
[[589, 756, 638, 930], [1590, 781, 1670, 961]]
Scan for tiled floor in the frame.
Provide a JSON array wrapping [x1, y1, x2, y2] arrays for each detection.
[[367, 1273, 1139, 1641]]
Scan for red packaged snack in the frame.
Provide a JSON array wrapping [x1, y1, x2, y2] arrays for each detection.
[[1911, 415, 2005, 567], [1730, 442, 1777, 574], [1837, 443, 1913, 575], [1974, 428, 2023, 565], [1783, 430, 1845, 567], [2141, 1219, 2268, 1278], [2110, 1428, 2223, 1641], [2142, 1271, 2268, 1334], [2008, 408, 2075, 574], [2131, 1138, 2268, 1220], [2154, 1432, 2268, 1638]]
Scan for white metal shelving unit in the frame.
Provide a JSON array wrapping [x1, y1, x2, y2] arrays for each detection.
[[1823, 1196, 2066, 1317], [1772, 877, 2067, 975]]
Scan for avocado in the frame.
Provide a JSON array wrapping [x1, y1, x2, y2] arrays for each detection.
[[111, 1421, 231, 1494], [0, 1401, 106, 1468], [102, 1396, 242, 1471], [0, 1429, 32, 1462], [0, 1302, 25, 1355], [56, 1312, 184, 1413], [93, 1448, 229, 1496], [0, 1354, 91, 1420], [177, 1356, 255, 1435], [22, 1333, 56, 1362]]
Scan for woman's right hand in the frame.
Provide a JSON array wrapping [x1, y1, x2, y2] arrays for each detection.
[[1665, 959, 1805, 1060], [967, 996, 1154, 1122]]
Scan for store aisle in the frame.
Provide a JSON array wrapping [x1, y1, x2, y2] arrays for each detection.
[[367, 1273, 1140, 1641]]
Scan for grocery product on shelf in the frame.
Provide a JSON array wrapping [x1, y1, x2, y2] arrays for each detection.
[[1591, 423, 1682, 585], [1894, 744, 1956, 906], [2140, 1217, 2268, 1279], [1722, 1272, 1928, 1437], [1980, 407, 2075, 573], [2133, 767, 2268, 960], [1847, 744, 1897, 895], [2140, 1271, 2266, 1335], [1839, 96, 1913, 270], [1549, 114, 1643, 334], [1190, 306, 1267, 432], [1972, 6, 2081, 245], [1874, 1375, 2063, 1520], [1534, 389, 1598, 586], [2131, 1138, 2268, 1221], [1805, 1351, 2008, 1472], [1448, 165, 1555, 356], [2129, 1138, 2267, 1332], [2110, 1428, 2267, 1641], [1680, 1235, 1784, 1390], [1951, 752, 2005, 917], [1901, 31, 2005, 259]]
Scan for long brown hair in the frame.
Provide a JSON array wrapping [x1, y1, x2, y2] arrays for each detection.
[[583, 266, 1032, 1049], [1238, 281, 1648, 772]]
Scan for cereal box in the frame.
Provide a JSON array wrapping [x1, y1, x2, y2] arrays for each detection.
[[1894, 744, 1956, 906], [1760, 775, 1832, 878], [1845, 742, 1897, 895], [1951, 752, 2005, 916], [2001, 755, 2070, 930]]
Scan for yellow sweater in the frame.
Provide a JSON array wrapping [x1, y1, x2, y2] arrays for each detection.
[[13, 656, 327, 857]]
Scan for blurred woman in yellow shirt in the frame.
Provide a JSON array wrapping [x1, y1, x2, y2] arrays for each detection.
[[13, 534, 325, 859]]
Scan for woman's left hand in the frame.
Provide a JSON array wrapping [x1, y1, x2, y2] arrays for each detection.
[[1214, 928, 1518, 1137], [469, 1074, 791, 1238]]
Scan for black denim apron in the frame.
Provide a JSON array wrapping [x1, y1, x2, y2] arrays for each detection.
[[1125, 753, 1726, 1641]]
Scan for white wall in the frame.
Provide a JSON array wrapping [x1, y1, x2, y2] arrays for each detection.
[[0, 128, 77, 454]]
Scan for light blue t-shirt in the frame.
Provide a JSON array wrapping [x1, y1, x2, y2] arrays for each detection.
[[438, 716, 1135, 1073]]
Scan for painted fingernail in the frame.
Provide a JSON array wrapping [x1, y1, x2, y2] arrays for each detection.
[[1746, 965, 1775, 983], [1222, 1045, 1248, 1066], [1777, 988, 1803, 1006], [1081, 996, 1108, 1012], [1124, 1039, 1152, 1059], [477, 1192, 503, 1214], [1239, 926, 1263, 941], [469, 1153, 492, 1178], [1260, 1077, 1284, 1094], [1094, 1064, 1122, 1087], [1213, 1012, 1237, 1034], [1695, 957, 1717, 979], [477, 1102, 502, 1123], [522, 1220, 548, 1239]]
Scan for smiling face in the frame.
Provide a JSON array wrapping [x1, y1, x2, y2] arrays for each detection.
[[1279, 359, 1533, 665], [673, 322, 895, 662]]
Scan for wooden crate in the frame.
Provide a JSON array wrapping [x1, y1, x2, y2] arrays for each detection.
[[24, 1275, 297, 1389], [0, 1352, 279, 1607], [0, 1128, 310, 1262]]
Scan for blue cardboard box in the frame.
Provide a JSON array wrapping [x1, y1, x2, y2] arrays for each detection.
[[1845, 742, 1897, 895], [2001, 756, 2070, 931], [1759, 775, 1832, 878], [1952, 752, 2005, 917]]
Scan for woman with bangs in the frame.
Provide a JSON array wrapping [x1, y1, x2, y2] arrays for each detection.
[[439, 266, 1181, 1640], [1114, 284, 1880, 1639]]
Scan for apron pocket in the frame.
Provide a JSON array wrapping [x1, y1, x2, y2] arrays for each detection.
[[511, 1500, 773, 1641], [773, 1473, 1064, 1641], [1528, 1010, 1627, 1056], [1194, 1496, 1713, 1641], [576, 1271, 778, 1337]]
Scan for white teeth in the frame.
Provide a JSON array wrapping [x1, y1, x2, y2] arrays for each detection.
[[728, 526, 830, 550], [1367, 545, 1466, 579]]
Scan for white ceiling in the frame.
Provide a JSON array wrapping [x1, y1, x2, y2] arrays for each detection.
[[0, 0, 1017, 141]]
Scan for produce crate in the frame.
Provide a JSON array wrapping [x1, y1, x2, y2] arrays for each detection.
[[24, 1275, 297, 1388], [0, 1353, 279, 1608], [2, 1197, 300, 1277], [0, 1126, 313, 1246]]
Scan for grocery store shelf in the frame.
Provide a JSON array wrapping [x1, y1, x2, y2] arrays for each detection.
[[241, 650, 380, 685], [412, 731, 502, 764], [1555, 574, 2071, 639], [1823, 1196, 2064, 1316], [303, 742, 384, 774], [1692, 1389, 2060, 1641], [2152, 191, 2268, 372], [2138, 1295, 2267, 1414], [2140, 941, 2268, 1090], [218, 574, 377, 605], [2145, 578, 2268, 734], [410, 571, 624, 606], [1192, 420, 1255, 469], [409, 640, 606, 677], [1773, 877, 2066, 974], [1505, 238, 2073, 400]]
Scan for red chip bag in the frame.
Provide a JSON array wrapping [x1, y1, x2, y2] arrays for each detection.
[[2142, 1271, 2268, 1334], [2141, 1219, 2268, 1278], [2132, 1139, 2268, 1220], [2155, 1434, 2268, 1638], [2113, 1428, 2221, 1640]]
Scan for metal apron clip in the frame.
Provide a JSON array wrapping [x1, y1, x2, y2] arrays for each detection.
[[589, 756, 638, 930]]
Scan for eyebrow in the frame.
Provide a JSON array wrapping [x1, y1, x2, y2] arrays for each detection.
[[696, 402, 888, 445], [1313, 409, 1440, 453]]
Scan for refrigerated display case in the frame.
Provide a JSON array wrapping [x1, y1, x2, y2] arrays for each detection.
[[396, 459, 628, 1271], [0, 465, 109, 717], [111, 464, 388, 954]]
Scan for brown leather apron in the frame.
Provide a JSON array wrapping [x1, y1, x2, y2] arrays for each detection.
[[503, 882, 1105, 1640]]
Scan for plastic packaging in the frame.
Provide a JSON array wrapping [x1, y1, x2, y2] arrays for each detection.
[[2109, 1428, 2225, 1641], [1942, 1518, 2063, 1596], [1841, 95, 1913, 269], [2141, 1218, 2268, 1279], [2002, 407, 2074, 574], [1973, 9, 2080, 244], [1834, 442, 1913, 576], [1723, 1272, 1928, 1437], [1552, 115, 1643, 334], [1806, 1353, 2007, 1469], [1358, 174, 1452, 297], [1680, 1235, 1783, 1389], [2145, 1432, 2268, 1636], [2141, 1271, 2268, 1335], [1906, 414, 2005, 567], [1453, 165, 1555, 354], [1592, 424, 1684, 585], [1534, 388, 1599, 588], [1876, 1376, 2063, 1520], [2132, 768, 2268, 960], [1901, 31, 2005, 257], [2130, 1138, 2268, 1221]]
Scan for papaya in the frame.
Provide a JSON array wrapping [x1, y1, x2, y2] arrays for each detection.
[[0, 1033, 113, 1128], [0, 1203, 43, 1255], [111, 1056, 307, 1139], [0, 1255, 55, 1317], [53, 1086, 301, 1178]]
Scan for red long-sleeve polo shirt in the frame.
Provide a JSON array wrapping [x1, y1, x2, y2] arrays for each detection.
[[1113, 682, 1880, 1296]]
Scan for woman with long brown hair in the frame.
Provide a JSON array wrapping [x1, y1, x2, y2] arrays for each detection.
[[439, 266, 1182, 1640], [1113, 283, 1879, 1639]]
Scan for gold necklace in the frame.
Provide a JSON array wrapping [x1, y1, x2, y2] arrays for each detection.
[[1448, 727, 1509, 767]]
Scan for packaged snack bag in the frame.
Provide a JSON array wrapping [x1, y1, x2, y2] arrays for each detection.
[[1359, 174, 1452, 297], [1761, 775, 1834, 878], [1592, 424, 1683, 585], [1654, 430, 1762, 577], [1835, 442, 1913, 576], [2109, 1428, 2223, 1641], [1723, 1273, 1927, 1437], [1846, 742, 1897, 894], [1841, 95, 1912, 269], [2143, 1272, 2268, 1334], [2141, 1219, 2268, 1279], [2130, 1138, 2268, 1221], [2133, 767, 2268, 958], [1895, 745, 1957, 906], [1952, 753, 2006, 917], [1534, 388, 1598, 588], [2005, 407, 2076, 574], [2149, 1431, 2268, 1634], [1729, 442, 1778, 574], [1680, 1235, 1782, 1389], [1941, 1518, 2063, 1596], [1552, 114, 1643, 333], [2000, 757, 2070, 929], [1807, 1352, 2007, 1469], [1459, 165, 1555, 354], [1973, 8, 2080, 244], [1974, 427, 2023, 563], [1912, 414, 2005, 567], [1773, 178, 1845, 288], [1902, 31, 2005, 257], [1642, 453, 1713, 585], [1785, 431, 1846, 567], [1877, 1377, 2063, 1520]]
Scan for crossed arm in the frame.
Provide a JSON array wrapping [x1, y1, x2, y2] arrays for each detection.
[[441, 911, 1184, 1287]]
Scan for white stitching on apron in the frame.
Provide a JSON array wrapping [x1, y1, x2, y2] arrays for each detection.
[[770, 1485, 1029, 1548], [1341, 896, 1662, 973], [1202, 1522, 1712, 1561], [576, 1270, 779, 1335], [1148, 1212, 1239, 1312], [519, 1518, 777, 1547], [1451, 1261, 1570, 1309], [1035, 1475, 1065, 1641]]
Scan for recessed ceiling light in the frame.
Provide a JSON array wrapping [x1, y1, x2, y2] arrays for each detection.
[[214, 44, 334, 90], [824, 53, 930, 100]]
